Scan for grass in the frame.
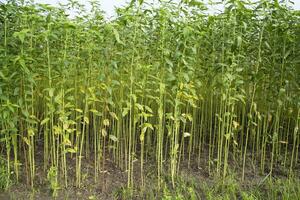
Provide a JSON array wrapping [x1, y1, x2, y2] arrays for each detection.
[[112, 172, 300, 200]]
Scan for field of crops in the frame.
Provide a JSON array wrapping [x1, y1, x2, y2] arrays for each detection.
[[0, 0, 300, 199]]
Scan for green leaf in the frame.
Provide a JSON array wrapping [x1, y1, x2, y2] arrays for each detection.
[[110, 112, 119, 120], [237, 36, 242, 47], [0, 71, 7, 80], [84, 116, 89, 124], [41, 117, 50, 125], [112, 27, 124, 45], [13, 29, 30, 43], [135, 103, 144, 111], [122, 108, 129, 117], [140, 132, 145, 142], [22, 137, 31, 147], [75, 108, 83, 113], [103, 119, 110, 127], [264, 41, 271, 50], [101, 128, 107, 137], [49, 88, 54, 98], [185, 113, 193, 122], [183, 132, 191, 137], [63, 138, 72, 146], [109, 134, 118, 142], [90, 109, 99, 114], [131, 94, 137, 102], [224, 133, 230, 140], [22, 109, 29, 118], [143, 123, 153, 130], [65, 148, 77, 153], [165, 58, 173, 67], [145, 106, 153, 113]]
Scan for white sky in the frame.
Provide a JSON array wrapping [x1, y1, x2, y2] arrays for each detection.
[[27, 0, 300, 18]]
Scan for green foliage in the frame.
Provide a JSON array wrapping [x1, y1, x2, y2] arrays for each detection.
[[0, 157, 11, 190], [47, 166, 59, 197], [0, 0, 299, 198]]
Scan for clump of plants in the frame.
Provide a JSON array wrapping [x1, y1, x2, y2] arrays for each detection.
[[0, 0, 299, 198], [0, 156, 11, 190]]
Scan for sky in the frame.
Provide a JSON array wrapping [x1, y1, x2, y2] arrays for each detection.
[[24, 0, 300, 18]]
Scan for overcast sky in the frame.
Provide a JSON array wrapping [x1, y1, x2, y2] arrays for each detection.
[[31, 0, 300, 19]]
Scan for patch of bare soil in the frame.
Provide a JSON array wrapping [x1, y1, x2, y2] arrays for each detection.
[[1, 147, 299, 200], [2, 157, 127, 200]]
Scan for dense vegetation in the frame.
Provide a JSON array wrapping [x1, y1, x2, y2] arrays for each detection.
[[0, 0, 299, 199]]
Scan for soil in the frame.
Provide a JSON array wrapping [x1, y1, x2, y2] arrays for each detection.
[[1, 148, 299, 200]]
